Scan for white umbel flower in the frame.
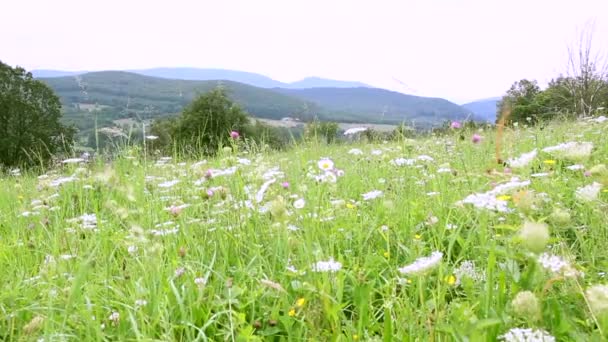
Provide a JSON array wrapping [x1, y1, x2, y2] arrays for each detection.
[[507, 149, 537, 168], [311, 259, 342, 273], [293, 198, 306, 209], [575, 182, 602, 202], [362, 190, 383, 201], [500, 328, 555, 342], [398, 251, 443, 275], [542, 141, 593, 160], [537, 253, 580, 278], [390, 158, 416, 166]]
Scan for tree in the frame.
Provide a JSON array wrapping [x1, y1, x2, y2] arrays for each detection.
[[176, 87, 249, 154], [561, 23, 608, 116], [497, 79, 546, 124], [0, 61, 75, 168], [149, 87, 249, 155]]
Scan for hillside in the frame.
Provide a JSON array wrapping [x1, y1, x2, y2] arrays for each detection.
[[39, 71, 474, 136], [462, 97, 500, 122], [275, 87, 471, 126], [40, 72, 320, 130], [33, 67, 370, 89]]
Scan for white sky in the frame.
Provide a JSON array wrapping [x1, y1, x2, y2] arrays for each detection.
[[2, 0, 607, 103]]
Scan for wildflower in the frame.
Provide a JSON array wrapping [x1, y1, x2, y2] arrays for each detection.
[[288, 308, 296, 317], [135, 299, 148, 307], [471, 134, 482, 143], [586, 284, 608, 314], [511, 291, 540, 321], [230, 131, 240, 139], [497, 195, 511, 201], [507, 150, 537, 168], [255, 179, 276, 203], [537, 253, 580, 278], [398, 251, 443, 275], [543, 159, 556, 165], [450, 121, 462, 129], [519, 221, 549, 253], [542, 141, 593, 160], [538, 204, 562, 223], [445, 275, 457, 285], [575, 182, 602, 202], [260, 279, 285, 292], [22, 315, 44, 334], [362, 190, 383, 201], [174, 267, 186, 278], [158, 180, 179, 188], [194, 277, 207, 287], [145, 135, 159, 140], [454, 260, 484, 285], [293, 198, 306, 209], [390, 158, 416, 166], [566, 164, 584, 171], [500, 328, 555, 342], [589, 164, 607, 176], [281, 181, 290, 189], [127, 245, 138, 254], [311, 258, 342, 273], [348, 148, 363, 155], [296, 298, 306, 307], [317, 158, 334, 171], [108, 311, 120, 326]]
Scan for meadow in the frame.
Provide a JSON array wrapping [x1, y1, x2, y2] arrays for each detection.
[[1, 117, 607, 341]]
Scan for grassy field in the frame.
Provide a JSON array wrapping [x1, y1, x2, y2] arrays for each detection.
[[1, 118, 608, 341]]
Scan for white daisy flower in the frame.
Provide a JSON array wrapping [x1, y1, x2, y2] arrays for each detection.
[[317, 158, 335, 171]]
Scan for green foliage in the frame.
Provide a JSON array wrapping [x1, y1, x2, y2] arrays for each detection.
[[304, 120, 339, 144], [0, 61, 75, 168], [153, 87, 249, 155], [497, 79, 547, 124]]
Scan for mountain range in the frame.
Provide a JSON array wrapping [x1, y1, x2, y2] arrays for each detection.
[[33, 68, 500, 137], [462, 97, 500, 122], [32, 68, 370, 89]]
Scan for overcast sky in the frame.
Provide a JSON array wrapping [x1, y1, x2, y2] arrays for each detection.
[[2, 0, 607, 103]]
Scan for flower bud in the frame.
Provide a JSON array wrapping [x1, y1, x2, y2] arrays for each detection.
[[519, 221, 549, 254], [511, 291, 540, 321], [586, 284, 608, 315]]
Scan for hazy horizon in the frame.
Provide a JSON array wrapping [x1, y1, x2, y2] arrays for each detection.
[[2, 0, 607, 103]]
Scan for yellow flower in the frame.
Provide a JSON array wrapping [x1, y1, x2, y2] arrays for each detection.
[[18, 195, 24, 200], [353, 334, 360, 341], [383, 251, 390, 258], [414, 234, 421, 240], [444, 275, 457, 286], [346, 202, 356, 209], [496, 195, 511, 201], [288, 308, 296, 317], [543, 160, 556, 165], [296, 298, 306, 307]]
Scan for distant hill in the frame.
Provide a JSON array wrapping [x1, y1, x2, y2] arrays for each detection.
[[33, 67, 370, 89], [462, 97, 500, 122], [38, 71, 474, 137], [275, 87, 471, 126], [285, 77, 368, 89], [31, 70, 84, 78]]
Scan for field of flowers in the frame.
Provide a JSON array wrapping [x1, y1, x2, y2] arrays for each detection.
[[1, 117, 607, 341]]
